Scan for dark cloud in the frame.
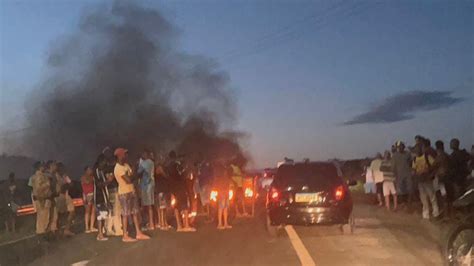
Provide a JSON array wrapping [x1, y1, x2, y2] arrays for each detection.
[[344, 90, 465, 125]]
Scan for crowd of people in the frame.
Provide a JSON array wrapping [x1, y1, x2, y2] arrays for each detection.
[[365, 136, 474, 220], [23, 147, 250, 242]]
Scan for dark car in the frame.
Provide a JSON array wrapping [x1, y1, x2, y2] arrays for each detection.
[[266, 162, 355, 236]]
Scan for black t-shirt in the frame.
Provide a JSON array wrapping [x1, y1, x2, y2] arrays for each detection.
[[105, 163, 118, 190], [94, 167, 110, 205], [167, 160, 185, 194], [155, 165, 170, 193], [450, 149, 470, 183]]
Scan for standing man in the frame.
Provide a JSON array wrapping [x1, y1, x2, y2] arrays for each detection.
[[31, 162, 54, 236], [45, 161, 60, 235], [102, 147, 123, 236], [412, 144, 439, 220], [94, 154, 112, 241], [56, 163, 75, 236], [154, 157, 171, 230], [432, 141, 451, 218], [114, 148, 150, 242], [230, 160, 248, 217], [198, 160, 214, 221], [392, 141, 413, 209], [213, 159, 233, 230], [3, 172, 19, 233], [370, 153, 384, 207], [449, 138, 470, 196], [138, 149, 155, 231], [380, 151, 397, 211], [167, 151, 195, 232]]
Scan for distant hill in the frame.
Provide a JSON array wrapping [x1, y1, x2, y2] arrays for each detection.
[[0, 154, 37, 180]]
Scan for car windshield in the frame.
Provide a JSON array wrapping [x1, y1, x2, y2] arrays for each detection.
[[274, 163, 341, 187]]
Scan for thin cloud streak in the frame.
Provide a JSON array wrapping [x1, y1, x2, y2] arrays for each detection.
[[344, 90, 465, 125]]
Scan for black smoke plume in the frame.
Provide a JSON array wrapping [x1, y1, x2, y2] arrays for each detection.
[[19, 2, 246, 173]]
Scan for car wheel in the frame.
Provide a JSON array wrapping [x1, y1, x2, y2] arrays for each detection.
[[266, 213, 280, 237]]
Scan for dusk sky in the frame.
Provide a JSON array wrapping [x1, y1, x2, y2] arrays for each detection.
[[1, 0, 472, 168]]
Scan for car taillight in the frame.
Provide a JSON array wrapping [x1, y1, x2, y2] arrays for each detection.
[[171, 196, 176, 206], [244, 188, 254, 198], [210, 190, 218, 202], [335, 185, 345, 201], [270, 187, 279, 201]]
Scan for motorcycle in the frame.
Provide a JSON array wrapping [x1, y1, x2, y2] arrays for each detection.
[[444, 182, 474, 266]]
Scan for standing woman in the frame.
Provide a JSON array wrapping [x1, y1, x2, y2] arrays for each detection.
[[81, 166, 97, 233], [213, 160, 232, 230]]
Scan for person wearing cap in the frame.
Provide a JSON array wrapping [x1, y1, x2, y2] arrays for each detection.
[[392, 141, 413, 209], [114, 148, 150, 242], [370, 153, 384, 207]]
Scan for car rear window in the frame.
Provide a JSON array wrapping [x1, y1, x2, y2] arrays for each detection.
[[275, 163, 341, 187]]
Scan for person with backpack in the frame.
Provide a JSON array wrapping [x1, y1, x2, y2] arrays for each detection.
[[412, 144, 439, 220]]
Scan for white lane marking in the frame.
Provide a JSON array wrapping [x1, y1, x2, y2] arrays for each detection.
[[285, 225, 316, 266], [71, 260, 89, 266]]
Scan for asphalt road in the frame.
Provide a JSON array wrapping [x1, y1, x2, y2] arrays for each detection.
[[29, 201, 444, 266]]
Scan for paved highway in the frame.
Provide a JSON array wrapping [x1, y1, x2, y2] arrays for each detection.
[[30, 202, 443, 266]]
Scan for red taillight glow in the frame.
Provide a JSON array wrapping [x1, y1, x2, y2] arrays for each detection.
[[335, 185, 344, 201], [270, 188, 279, 201], [244, 188, 254, 198], [210, 190, 218, 202]]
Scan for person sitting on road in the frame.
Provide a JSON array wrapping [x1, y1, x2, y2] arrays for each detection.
[[81, 166, 97, 233], [380, 151, 397, 211], [213, 159, 233, 230], [114, 148, 150, 242]]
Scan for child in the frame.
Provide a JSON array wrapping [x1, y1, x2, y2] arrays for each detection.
[[81, 166, 97, 233]]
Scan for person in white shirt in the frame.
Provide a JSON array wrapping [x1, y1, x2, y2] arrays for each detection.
[[370, 153, 384, 207], [364, 164, 376, 194]]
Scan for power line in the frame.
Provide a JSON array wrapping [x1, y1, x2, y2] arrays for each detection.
[[223, 1, 369, 66]]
